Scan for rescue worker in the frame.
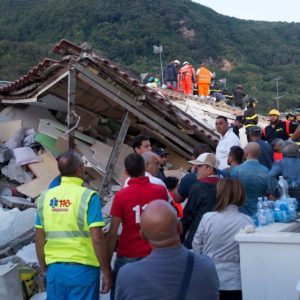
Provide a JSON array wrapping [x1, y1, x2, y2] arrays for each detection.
[[196, 63, 213, 97], [163, 59, 180, 89], [35, 150, 112, 300], [178, 61, 195, 95], [286, 111, 297, 123], [262, 109, 300, 144], [244, 96, 258, 142], [233, 84, 246, 109]]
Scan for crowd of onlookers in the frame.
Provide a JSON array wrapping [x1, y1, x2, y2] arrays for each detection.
[[35, 106, 300, 300], [106, 107, 300, 300]]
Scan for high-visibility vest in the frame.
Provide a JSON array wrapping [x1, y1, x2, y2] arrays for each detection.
[[196, 67, 212, 84], [179, 64, 193, 79], [37, 176, 99, 267]]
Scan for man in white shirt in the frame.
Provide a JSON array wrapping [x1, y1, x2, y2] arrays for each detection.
[[215, 116, 241, 170]]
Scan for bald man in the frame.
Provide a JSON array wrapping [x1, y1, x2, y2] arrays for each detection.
[[231, 142, 269, 216], [115, 200, 219, 300]]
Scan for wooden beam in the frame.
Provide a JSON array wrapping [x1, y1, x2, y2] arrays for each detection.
[[99, 111, 130, 198], [67, 67, 76, 149], [73, 63, 194, 154]]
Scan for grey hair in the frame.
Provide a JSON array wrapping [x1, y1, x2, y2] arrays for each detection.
[[58, 150, 83, 176], [142, 151, 159, 165], [271, 138, 285, 147], [282, 141, 299, 158]]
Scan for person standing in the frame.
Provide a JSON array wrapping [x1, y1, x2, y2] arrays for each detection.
[[193, 178, 253, 300], [131, 134, 152, 154], [230, 116, 244, 138], [243, 97, 258, 142], [267, 141, 300, 199], [154, 148, 169, 181], [163, 59, 180, 89], [181, 153, 219, 249], [106, 153, 168, 299], [262, 109, 300, 143], [196, 63, 213, 97], [248, 126, 273, 169], [231, 143, 269, 216], [233, 84, 246, 109], [115, 200, 219, 300], [35, 151, 112, 300], [178, 61, 195, 95], [215, 116, 241, 170]]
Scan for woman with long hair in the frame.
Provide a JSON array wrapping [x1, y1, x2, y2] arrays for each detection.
[[192, 178, 253, 300]]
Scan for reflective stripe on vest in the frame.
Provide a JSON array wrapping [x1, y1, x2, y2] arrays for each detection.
[[38, 192, 46, 227], [180, 65, 193, 78], [245, 114, 258, 120], [46, 231, 90, 238]]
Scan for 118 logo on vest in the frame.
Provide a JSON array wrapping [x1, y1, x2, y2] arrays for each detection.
[[50, 197, 72, 212]]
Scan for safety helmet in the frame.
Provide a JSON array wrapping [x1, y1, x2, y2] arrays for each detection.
[[174, 59, 180, 65], [286, 111, 296, 118], [247, 96, 257, 104], [183, 61, 189, 65], [268, 109, 280, 116]]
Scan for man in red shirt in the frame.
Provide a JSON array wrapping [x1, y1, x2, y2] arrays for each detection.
[[107, 153, 168, 300]]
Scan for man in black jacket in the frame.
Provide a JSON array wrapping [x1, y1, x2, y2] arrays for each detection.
[[163, 59, 180, 89], [181, 153, 219, 249]]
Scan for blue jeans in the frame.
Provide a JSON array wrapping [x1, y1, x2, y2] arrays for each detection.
[[110, 256, 142, 300], [46, 263, 100, 300]]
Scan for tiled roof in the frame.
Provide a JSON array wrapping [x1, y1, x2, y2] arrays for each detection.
[[0, 39, 220, 147]]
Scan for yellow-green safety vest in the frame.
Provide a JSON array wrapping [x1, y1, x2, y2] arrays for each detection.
[[37, 177, 100, 267]]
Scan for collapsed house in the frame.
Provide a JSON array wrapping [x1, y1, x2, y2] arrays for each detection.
[[0, 39, 225, 197], [0, 39, 271, 298]]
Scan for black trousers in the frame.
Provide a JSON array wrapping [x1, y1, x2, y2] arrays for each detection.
[[219, 290, 242, 300]]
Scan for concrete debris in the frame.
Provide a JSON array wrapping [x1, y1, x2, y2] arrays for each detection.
[[0, 195, 35, 210], [0, 146, 12, 163], [0, 262, 23, 300], [1, 159, 33, 184], [16, 243, 38, 266], [4, 127, 25, 150], [0, 207, 35, 252]]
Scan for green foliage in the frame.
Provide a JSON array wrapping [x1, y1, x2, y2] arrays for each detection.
[[0, 0, 300, 113]]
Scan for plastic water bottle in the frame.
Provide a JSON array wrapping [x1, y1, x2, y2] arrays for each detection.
[[264, 197, 275, 224], [257, 197, 268, 226], [288, 198, 297, 221], [278, 176, 290, 200]]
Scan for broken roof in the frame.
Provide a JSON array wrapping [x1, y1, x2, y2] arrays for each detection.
[[0, 39, 220, 155]]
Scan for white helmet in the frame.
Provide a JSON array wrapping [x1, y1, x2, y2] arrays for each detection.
[[183, 61, 189, 65], [174, 59, 180, 65]]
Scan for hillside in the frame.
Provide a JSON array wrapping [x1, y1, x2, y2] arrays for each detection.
[[1, 0, 300, 112]]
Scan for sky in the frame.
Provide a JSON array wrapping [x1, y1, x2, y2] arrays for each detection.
[[193, 0, 300, 23]]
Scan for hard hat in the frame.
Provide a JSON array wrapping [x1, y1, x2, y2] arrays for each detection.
[[174, 59, 180, 65], [268, 109, 280, 116], [247, 96, 257, 104], [286, 111, 296, 117], [183, 61, 189, 65]]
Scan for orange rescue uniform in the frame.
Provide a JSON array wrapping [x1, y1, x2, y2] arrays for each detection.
[[178, 64, 194, 95], [196, 66, 212, 96]]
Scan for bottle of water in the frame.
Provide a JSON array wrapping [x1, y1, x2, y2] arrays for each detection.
[[278, 176, 290, 200], [288, 198, 297, 221], [264, 197, 275, 224], [257, 197, 268, 226]]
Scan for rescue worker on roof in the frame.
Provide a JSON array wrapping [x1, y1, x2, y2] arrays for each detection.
[[262, 109, 300, 144], [196, 63, 213, 97], [243, 96, 258, 142], [35, 150, 112, 299], [177, 61, 195, 95], [286, 112, 297, 123]]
